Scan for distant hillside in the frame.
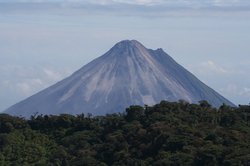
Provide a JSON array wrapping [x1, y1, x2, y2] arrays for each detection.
[[1, 101, 250, 165]]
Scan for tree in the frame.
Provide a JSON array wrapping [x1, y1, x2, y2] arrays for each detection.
[[125, 105, 144, 121]]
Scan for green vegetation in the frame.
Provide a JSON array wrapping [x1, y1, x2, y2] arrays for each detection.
[[1, 101, 250, 166]]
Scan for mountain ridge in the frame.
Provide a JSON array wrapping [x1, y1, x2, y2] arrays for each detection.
[[5, 40, 235, 117]]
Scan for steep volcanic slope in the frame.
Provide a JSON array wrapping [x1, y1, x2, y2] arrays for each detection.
[[5, 40, 235, 117]]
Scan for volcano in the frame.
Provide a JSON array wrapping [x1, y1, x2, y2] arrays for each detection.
[[5, 40, 235, 117]]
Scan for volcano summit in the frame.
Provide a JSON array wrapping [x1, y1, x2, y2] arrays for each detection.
[[5, 40, 235, 117]]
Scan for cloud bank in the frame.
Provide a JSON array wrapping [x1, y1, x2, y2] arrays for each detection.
[[1, 0, 250, 12]]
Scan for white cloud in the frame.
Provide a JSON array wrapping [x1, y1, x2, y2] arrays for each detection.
[[190, 60, 228, 75], [201, 60, 227, 74], [112, 0, 164, 5], [213, 0, 241, 6], [16, 78, 43, 96], [1, 0, 250, 9], [187, 60, 250, 105], [240, 87, 250, 96], [220, 84, 239, 96], [1, 0, 250, 18], [0, 65, 72, 98], [220, 84, 250, 104], [43, 68, 64, 82]]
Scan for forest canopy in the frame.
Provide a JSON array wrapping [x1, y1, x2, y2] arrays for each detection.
[[0, 101, 250, 166]]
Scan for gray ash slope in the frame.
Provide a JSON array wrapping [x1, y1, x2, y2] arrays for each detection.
[[5, 40, 235, 117]]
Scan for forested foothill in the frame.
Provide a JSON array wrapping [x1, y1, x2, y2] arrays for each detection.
[[0, 100, 250, 166]]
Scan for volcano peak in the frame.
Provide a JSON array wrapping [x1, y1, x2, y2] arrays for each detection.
[[112, 39, 145, 51], [5, 40, 235, 117]]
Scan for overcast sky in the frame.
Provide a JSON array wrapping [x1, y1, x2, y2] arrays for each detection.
[[1, 0, 250, 111]]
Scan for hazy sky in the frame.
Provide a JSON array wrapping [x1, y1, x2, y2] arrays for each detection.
[[1, 0, 250, 111]]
